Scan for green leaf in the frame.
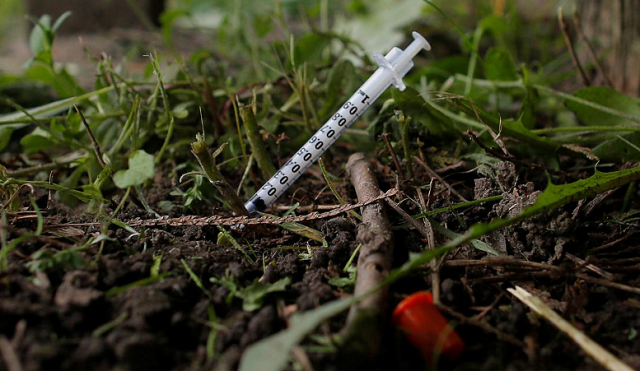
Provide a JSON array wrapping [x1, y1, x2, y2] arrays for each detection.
[[592, 133, 640, 161], [51, 11, 73, 33], [237, 277, 291, 312], [20, 127, 54, 154], [565, 87, 640, 127], [393, 87, 453, 137], [321, 60, 357, 117], [479, 14, 509, 36], [113, 150, 155, 189], [429, 218, 501, 256], [105, 273, 170, 297], [483, 48, 518, 82], [0, 127, 14, 152], [453, 100, 561, 154], [279, 222, 324, 242], [239, 297, 354, 371], [450, 165, 640, 250], [293, 33, 331, 66], [28, 15, 51, 57], [159, 9, 188, 46]]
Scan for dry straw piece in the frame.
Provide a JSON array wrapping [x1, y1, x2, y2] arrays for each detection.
[[508, 286, 634, 371]]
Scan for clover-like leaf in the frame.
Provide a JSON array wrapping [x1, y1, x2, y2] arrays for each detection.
[[113, 150, 155, 189]]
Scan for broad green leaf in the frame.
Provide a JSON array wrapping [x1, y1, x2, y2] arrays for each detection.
[[445, 165, 640, 250], [253, 13, 273, 38], [479, 14, 509, 36], [423, 55, 470, 80], [321, 60, 357, 117], [483, 48, 518, 81], [451, 99, 562, 154], [237, 277, 291, 312], [566, 87, 640, 127], [393, 87, 453, 137], [51, 11, 73, 33], [293, 33, 331, 66], [592, 133, 640, 161], [159, 9, 188, 46], [240, 246, 452, 371], [29, 15, 51, 57], [0, 127, 14, 152], [0, 85, 115, 130], [239, 297, 354, 371], [501, 118, 560, 152], [113, 150, 155, 189], [20, 127, 54, 153]]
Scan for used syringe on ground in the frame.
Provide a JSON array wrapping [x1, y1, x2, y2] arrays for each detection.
[[244, 32, 431, 213]]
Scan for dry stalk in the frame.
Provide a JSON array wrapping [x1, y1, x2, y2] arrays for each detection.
[[239, 104, 277, 181], [558, 7, 590, 86], [508, 286, 633, 371], [190, 133, 250, 216], [74, 104, 106, 168]]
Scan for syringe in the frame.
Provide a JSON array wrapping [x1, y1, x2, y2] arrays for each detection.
[[244, 32, 431, 213]]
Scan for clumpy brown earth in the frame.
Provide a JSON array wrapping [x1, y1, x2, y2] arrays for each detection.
[[2, 156, 640, 371]]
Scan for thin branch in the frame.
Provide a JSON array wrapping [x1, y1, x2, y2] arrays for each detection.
[[380, 133, 404, 180], [0, 336, 23, 371], [572, 13, 615, 88], [417, 189, 441, 304], [558, 7, 590, 86], [436, 304, 525, 349], [413, 156, 468, 202], [341, 153, 394, 364], [74, 105, 106, 168]]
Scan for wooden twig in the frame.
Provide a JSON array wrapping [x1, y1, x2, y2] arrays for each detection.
[[572, 13, 615, 88], [341, 153, 394, 364], [558, 7, 590, 86], [443, 257, 563, 271], [565, 253, 615, 280], [589, 235, 630, 254], [0, 336, 22, 371], [574, 273, 640, 295], [417, 189, 441, 304], [436, 303, 525, 349], [508, 286, 633, 371], [413, 156, 468, 202], [74, 105, 106, 168], [444, 257, 640, 295], [380, 133, 404, 180]]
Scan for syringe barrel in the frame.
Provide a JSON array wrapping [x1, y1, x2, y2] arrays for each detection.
[[244, 68, 395, 213], [243, 32, 429, 214]]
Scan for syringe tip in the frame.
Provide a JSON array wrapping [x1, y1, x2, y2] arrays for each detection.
[[412, 31, 431, 51]]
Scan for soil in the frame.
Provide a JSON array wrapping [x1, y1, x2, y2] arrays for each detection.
[[2, 157, 640, 371]]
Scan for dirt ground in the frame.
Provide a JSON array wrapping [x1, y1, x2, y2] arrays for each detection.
[[2, 153, 640, 371]]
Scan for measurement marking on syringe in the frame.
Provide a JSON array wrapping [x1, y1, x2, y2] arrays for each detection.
[[244, 32, 431, 213]]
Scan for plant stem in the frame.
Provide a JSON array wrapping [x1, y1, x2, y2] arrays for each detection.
[[191, 134, 250, 216], [149, 52, 175, 165], [396, 110, 414, 179], [240, 105, 276, 181]]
